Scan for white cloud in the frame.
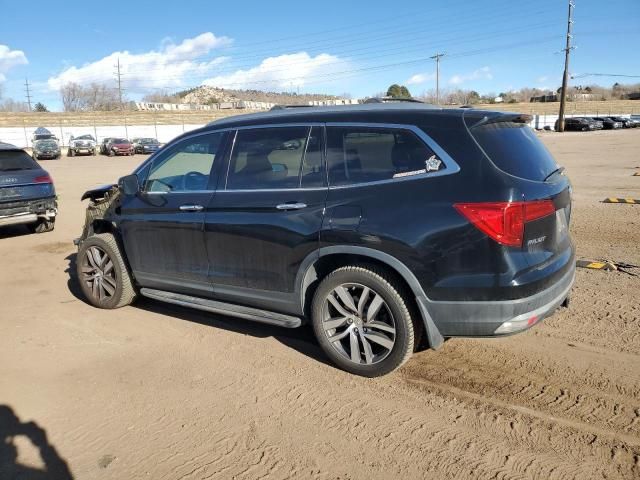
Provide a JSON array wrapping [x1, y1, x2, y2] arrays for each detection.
[[47, 33, 232, 92], [449, 66, 493, 85], [537, 76, 548, 83], [0, 44, 28, 82], [406, 72, 436, 85], [202, 52, 345, 90]]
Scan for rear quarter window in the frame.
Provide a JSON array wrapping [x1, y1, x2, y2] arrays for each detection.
[[470, 122, 558, 181], [326, 126, 438, 186]]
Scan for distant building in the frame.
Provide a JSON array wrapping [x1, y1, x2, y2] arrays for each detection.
[[494, 96, 504, 103], [134, 100, 275, 111], [308, 99, 360, 106], [530, 94, 558, 103], [624, 92, 640, 100]]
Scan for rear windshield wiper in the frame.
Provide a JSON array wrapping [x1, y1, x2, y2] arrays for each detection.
[[0, 167, 29, 172], [544, 166, 565, 181]]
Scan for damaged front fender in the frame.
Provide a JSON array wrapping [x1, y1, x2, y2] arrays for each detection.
[[75, 184, 121, 245]]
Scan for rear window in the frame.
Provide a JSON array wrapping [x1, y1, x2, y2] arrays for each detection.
[[470, 122, 558, 181], [0, 151, 39, 171]]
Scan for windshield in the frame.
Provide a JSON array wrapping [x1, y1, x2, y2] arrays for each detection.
[[470, 121, 558, 181], [140, 138, 158, 144], [0, 151, 39, 171], [76, 135, 95, 140], [112, 138, 129, 144]]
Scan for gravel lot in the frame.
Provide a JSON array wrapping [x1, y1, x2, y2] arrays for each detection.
[[1, 129, 639, 479]]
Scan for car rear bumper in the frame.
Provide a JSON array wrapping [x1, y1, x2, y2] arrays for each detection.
[[0, 196, 57, 227], [419, 260, 575, 337]]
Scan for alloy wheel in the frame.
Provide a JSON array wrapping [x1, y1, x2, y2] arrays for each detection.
[[81, 246, 117, 302], [321, 283, 396, 365]]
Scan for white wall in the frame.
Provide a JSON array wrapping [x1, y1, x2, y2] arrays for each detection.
[[0, 124, 206, 148]]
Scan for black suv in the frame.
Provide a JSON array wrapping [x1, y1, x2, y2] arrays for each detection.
[[76, 104, 575, 377]]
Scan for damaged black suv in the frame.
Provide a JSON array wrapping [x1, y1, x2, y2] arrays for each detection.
[[76, 103, 575, 377]]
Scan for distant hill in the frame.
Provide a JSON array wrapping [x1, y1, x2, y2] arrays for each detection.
[[144, 86, 344, 106]]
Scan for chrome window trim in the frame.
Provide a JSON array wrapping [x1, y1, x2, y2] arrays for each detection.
[[324, 122, 460, 189], [134, 121, 459, 194]]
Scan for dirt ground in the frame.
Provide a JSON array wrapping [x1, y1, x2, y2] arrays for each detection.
[[1, 129, 639, 479]]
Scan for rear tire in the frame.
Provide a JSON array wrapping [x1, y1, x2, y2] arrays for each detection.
[[108, 149, 114, 157], [77, 233, 136, 309], [311, 266, 418, 377]]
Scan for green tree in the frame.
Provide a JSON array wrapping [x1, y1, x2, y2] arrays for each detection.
[[386, 84, 412, 98], [33, 102, 48, 112]]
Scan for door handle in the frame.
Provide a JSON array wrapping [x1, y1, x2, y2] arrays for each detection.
[[179, 204, 204, 212], [276, 202, 307, 211]]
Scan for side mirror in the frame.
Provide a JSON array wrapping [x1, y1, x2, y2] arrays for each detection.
[[119, 174, 140, 195]]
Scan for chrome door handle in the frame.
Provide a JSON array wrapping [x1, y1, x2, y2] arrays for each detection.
[[179, 204, 204, 212], [276, 202, 307, 211]]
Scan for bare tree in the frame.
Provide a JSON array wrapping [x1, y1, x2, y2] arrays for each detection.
[[60, 82, 83, 111], [60, 82, 121, 111]]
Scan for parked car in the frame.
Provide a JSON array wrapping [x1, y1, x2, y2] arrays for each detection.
[[76, 103, 575, 377], [132, 137, 161, 154], [99, 138, 113, 155], [606, 116, 637, 128], [31, 127, 57, 144], [105, 138, 134, 156], [590, 117, 622, 130], [68, 134, 97, 156], [554, 117, 599, 131], [32, 139, 61, 159], [0, 142, 57, 233]]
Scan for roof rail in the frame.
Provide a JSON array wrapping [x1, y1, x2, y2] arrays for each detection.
[[363, 97, 424, 104], [270, 104, 316, 111]]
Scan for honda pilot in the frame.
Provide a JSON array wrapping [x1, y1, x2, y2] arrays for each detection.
[[76, 103, 575, 377]]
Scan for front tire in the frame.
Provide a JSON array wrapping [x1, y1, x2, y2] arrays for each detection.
[[77, 233, 136, 309], [29, 218, 55, 233], [311, 266, 418, 377]]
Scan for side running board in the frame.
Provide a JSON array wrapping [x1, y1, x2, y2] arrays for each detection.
[[140, 288, 302, 328]]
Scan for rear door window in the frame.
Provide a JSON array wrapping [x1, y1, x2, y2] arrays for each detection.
[[326, 126, 437, 186], [470, 121, 558, 181], [226, 126, 321, 190]]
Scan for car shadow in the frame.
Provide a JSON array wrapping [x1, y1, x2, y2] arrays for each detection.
[[64, 253, 332, 369], [0, 405, 74, 479], [0, 224, 32, 240]]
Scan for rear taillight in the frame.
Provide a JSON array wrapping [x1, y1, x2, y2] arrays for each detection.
[[454, 200, 555, 247], [34, 174, 52, 184]]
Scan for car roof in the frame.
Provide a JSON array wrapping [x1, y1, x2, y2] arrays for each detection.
[[205, 103, 508, 129], [0, 142, 23, 152]]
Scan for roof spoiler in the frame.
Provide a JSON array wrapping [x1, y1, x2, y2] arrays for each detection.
[[468, 113, 533, 129]]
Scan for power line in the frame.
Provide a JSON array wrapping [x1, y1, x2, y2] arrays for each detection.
[[557, 0, 575, 133], [24, 78, 32, 111], [571, 73, 640, 79]]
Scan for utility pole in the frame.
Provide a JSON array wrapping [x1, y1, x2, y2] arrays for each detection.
[[114, 57, 124, 109], [24, 78, 32, 111], [557, 0, 575, 132], [430, 53, 445, 105]]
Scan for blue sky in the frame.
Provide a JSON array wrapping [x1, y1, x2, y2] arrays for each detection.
[[1, 0, 639, 110]]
